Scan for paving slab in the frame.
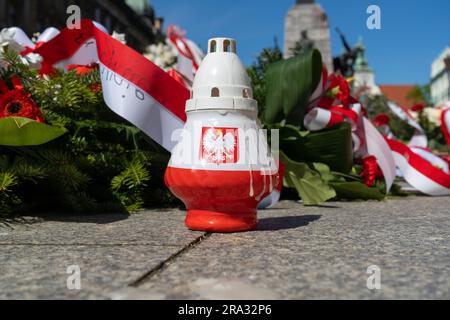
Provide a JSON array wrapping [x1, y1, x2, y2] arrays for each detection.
[[138, 198, 450, 300], [0, 245, 173, 299], [0, 209, 200, 246], [1, 197, 450, 299], [0, 208, 203, 299]]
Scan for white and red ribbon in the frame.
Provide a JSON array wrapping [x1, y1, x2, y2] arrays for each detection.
[[303, 107, 345, 131], [34, 19, 189, 152], [167, 25, 204, 85], [23, 21, 450, 201], [441, 107, 450, 148], [304, 66, 396, 192], [30, 20, 282, 208], [372, 107, 450, 196], [359, 116, 396, 191], [304, 102, 396, 192], [387, 139, 450, 196], [410, 146, 449, 174], [387, 101, 427, 148], [7, 27, 35, 49]]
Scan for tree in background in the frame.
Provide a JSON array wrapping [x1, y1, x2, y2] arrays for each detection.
[[247, 38, 283, 118], [362, 94, 415, 141], [406, 85, 432, 106]]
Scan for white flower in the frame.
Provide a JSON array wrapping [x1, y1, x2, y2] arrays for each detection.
[[0, 28, 14, 46], [142, 39, 177, 70], [112, 31, 126, 45], [21, 52, 43, 68], [163, 53, 174, 66], [0, 28, 43, 69], [423, 108, 442, 126], [155, 43, 164, 55], [0, 28, 24, 53], [154, 57, 164, 67]]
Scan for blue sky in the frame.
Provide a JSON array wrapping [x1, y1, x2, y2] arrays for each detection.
[[151, 0, 450, 85]]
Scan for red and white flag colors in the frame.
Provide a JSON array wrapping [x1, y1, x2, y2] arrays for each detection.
[[410, 146, 449, 174], [441, 107, 450, 148], [304, 69, 396, 192], [22, 20, 450, 200], [167, 25, 204, 86], [306, 70, 450, 197], [387, 101, 427, 148], [304, 102, 396, 192], [373, 108, 450, 196], [34, 19, 189, 152], [387, 139, 450, 196], [30, 21, 282, 209]]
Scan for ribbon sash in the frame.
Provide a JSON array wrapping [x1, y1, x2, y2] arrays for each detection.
[[34, 19, 189, 152]]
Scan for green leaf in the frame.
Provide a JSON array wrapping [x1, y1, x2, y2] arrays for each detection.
[[265, 49, 322, 125], [313, 163, 384, 200], [280, 122, 353, 173], [111, 159, 150, 192], [0, 117, 67, 146], [0, 171, 18, 192], [281, 152, 336, 205], [329, 181, 385, 201], [312, 163, 337, 183]]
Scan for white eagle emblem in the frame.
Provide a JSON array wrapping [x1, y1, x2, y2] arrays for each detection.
[[202, 128, 237, 163]]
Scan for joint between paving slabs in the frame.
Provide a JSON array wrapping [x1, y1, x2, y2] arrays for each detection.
[[0, 221, 14, 230], [129, 233, 211, 287]]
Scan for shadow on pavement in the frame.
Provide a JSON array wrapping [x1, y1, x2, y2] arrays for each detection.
[[26, 213, 130, 225], [308, 204, 341, 209], [257, 215, 321, 231]]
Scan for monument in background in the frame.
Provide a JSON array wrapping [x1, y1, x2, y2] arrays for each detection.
[[284, 0, 333, 71], [353, 38, 380, 96]]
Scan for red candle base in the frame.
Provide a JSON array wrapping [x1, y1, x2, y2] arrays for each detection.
[[185, 209, 257, 233], [165, 167, 276, 233]]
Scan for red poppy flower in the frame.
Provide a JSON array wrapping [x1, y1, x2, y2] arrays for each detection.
[[361, 155, 383, 187], [318, 74, 358, 109], [374, 113, 390, 127], [411, 103, 425, 113], [67, 63, 99, 75], [0, 77, 45, 123], [66, 64, 101, 93]]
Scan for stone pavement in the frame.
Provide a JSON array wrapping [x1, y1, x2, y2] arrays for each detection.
[[1, 197, 449, 300]]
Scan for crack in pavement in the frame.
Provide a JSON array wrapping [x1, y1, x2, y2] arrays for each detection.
[[0, 221, 14, 230], [129, 233, 211, 288]]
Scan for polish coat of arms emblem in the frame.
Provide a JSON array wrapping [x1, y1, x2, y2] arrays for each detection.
[[200, 127, 238, 164]]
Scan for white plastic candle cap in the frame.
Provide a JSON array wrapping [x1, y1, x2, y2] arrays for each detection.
[[186, 37, 257, 113], [207, 38, 237, 54]]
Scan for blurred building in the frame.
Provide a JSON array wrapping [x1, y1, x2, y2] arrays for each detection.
[[0, 0, 164, 52], [284, 0, 332, 70], [430, 46, 450, 107], [379, 85, 417, 108], [352, 38, 380, 97]]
